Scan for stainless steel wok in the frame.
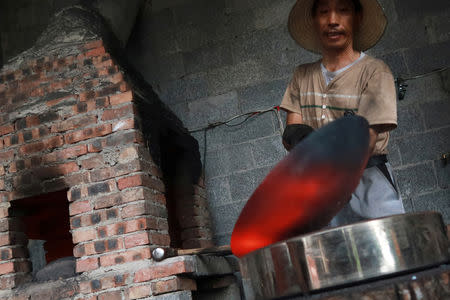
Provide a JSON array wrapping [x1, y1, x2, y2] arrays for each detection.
[[239, 212, 450, 300]]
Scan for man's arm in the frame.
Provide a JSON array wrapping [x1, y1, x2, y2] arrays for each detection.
[[368, 127, 379, 156], [286, 111, 303, 125]]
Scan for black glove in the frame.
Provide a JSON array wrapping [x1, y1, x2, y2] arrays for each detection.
[[282, 124, 315, 151]]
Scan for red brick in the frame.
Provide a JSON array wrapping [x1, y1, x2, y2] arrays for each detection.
[[112, 118, 135, 132], [124, 231, 149, 249], [78, 90, 96, 102], [0, 273, 28, 290], [43, 144, 88, 163], [109, 91, 133, 106], [93, 193, 122, 209], [85, 47, 106, 58], [46, 94, 75, 107], [128, 284, 151, 299], [76, 257, 99, 272], [2, 134, 24, 147], [0, 207, 9, 218], [0, 166, 4, 176], [72, 228, 97, 243], [104, 73, 124, 85], [0, 261, 29, 275], [0, 124, 14, 136], [101, 103, 135, 121], [0, 247, 26, 261], [135, 260, 195, 283], [69, 200, 92, 216], [113, 160, 141, 177], [65, 124, 112, 144], [80, 154, 104, 169], [126, 217, 157, 233], [87, 142, 103, 153], [98, 290, 121, 300], [49, 78, 72, 91], [151, 277, 197, 295], [25, 115, 40, 128], [0, 150, 14, 161], [19, 136, 63, 155], [95, 59, 114, 69], [118, 174, 155, 191], [99, 247, 151, 267], [51, 115, 98, 133], [84, 40, 103, 50], [149, 233, 170, 247], [88, 167, 115, 183]]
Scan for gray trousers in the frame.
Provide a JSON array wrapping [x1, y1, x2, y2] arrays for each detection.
[[330, 162, 405, 227]]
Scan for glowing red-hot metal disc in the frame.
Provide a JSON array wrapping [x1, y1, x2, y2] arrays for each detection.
[[231, 116, 370, 258]]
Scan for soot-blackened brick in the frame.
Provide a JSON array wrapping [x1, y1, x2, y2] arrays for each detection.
[[71, 188, 81, 201], [15, 118, 27, 130], [10, 135, 19, 145], [98, 229, 106, 238], [91, 213, 101, 224], [39, 127, 48, 137], [96, 85, 120, 97], [91, 279, 101, 290], [88, 182, 110, 196], [39, 111, 59, 123], [72, 217, 82, 228], [108, 66, 116, 75], [22, 68, 31, 76], [106, 209, 117, 219], [114, 274, 124, 284], [84, 59, 93, 66], [77, 102, 88, 113], [94, 241, 106, 253], [115, 256, 124, 264], [15, 160, 25, 171], [69, 63, 77, 70], [117, 225, 125, 235], [1, 249, 9, 260], [107, 239, 118, 250], [23, 131, 33, 142], [96, 98, 107, 107]]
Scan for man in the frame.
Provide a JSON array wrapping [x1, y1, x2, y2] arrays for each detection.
[[280, 0, 405, 226]]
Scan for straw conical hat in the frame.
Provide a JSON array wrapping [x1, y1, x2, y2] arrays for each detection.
[[288, 0, 387, 53]]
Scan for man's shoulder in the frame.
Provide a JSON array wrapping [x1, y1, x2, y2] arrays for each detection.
[[360, 54, 393, 74], [292, 60, 321, 78]]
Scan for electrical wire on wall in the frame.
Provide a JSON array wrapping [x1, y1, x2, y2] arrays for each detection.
[[395, 66, 449, 100], [189, 106, 287, 176]]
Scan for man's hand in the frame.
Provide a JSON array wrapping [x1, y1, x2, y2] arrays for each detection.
[[282, 124, 315, 151], [283, 112, 314, 151]]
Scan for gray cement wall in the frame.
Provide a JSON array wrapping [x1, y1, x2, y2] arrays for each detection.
[[126, 0, 450, 246]]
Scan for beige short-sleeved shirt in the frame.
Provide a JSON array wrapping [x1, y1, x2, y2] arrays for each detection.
[[280, 54, 397, 155]]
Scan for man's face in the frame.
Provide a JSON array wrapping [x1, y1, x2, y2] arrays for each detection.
[[313, 0, 360, 52]]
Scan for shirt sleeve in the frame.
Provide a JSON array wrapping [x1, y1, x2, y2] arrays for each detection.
[[280, 67, 302, 114], [358, 69, 397, 132]]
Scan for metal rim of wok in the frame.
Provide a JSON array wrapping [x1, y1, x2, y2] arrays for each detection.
[[239, 212, 450, 300]]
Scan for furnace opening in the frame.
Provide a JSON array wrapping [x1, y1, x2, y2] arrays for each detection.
[[10, 190, 75, 279]]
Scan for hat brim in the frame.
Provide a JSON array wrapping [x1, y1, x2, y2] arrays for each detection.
[[288, 0, 387, 53]]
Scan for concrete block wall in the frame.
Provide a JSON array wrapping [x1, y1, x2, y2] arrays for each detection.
[[126, 0, 450, 246]]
